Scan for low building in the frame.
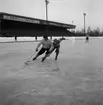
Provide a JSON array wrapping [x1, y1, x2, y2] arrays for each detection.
[[0, 12, 76, 40]]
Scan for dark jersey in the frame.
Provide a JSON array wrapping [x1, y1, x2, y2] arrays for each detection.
[[53, 39, 61, 47]]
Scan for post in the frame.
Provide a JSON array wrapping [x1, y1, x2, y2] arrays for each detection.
[[45, 0, 49, 21], [83, 13, 86, 35], [50, 36, 52, 40], [15, 36, 17, 41], [72, 21, 74, 32], [45, 0, 51, 38], [35, 36, 37, 41], [72, 21, 73, 25]]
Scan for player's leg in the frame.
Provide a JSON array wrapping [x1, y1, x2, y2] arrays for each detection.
[[32, 47, 45, 60], [55, 46, 60, 60], [42, 48, 55, 62], [41, 54, 48, 62], [41, 48, 50, 62], [47, 47, 55, 57]]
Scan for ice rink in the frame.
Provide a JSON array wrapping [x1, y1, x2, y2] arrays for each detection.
[[0, 37, 103, 105]]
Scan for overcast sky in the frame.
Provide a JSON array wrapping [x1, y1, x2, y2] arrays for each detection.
[[0, 0, 103, 31]]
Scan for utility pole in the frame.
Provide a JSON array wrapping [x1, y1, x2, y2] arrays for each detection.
[[83, 13, 86, 35], [45, 0, 49, 21], [45, 0, 52, 39], [72, 21, 74, 32], [72, 21, 73, 25], [83, 13, 89, 42]]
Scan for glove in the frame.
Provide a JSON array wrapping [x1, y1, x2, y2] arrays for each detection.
[[36, 48, 38, 52]]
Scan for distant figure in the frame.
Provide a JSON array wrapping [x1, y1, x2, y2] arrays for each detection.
[[42, 38, 63, 62], [86, 34, 89, 43], [32, 35, 53, 62]]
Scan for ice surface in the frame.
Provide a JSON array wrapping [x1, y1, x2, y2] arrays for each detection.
[[0, 37, 103, 105]]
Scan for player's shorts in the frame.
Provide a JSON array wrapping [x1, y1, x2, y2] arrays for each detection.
[[49, 45, 60, 54], [38, 47, 50, 55], [55, 45, 60, 53]]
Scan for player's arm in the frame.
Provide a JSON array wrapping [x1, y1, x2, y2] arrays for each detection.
[[59, 38, 63, 42], [35, 40, 43, 52], [49, 41, 54, 52]]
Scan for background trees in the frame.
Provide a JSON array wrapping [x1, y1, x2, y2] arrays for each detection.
[[74, 27, 103, 37]]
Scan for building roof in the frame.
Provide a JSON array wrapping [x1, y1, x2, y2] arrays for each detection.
[[0, 12, 76, 29]]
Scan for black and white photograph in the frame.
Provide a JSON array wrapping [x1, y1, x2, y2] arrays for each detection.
[[0, 0, 103, 105]]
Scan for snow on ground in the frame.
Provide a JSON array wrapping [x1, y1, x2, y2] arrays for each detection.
[[0, 37, 103, 105]]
